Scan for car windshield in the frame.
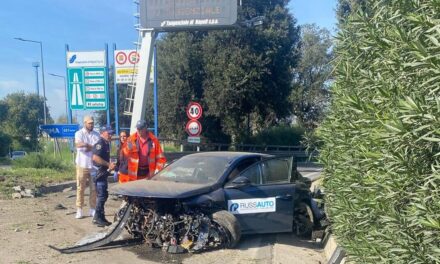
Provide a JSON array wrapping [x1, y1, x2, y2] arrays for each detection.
[[12, 151, 25, 156], [152, 155, 231, 184]]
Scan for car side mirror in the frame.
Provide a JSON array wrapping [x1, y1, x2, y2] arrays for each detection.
[[225, 176, 251, 189]]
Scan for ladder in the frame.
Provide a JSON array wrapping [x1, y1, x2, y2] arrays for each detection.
[[123, 0, 142, 116]]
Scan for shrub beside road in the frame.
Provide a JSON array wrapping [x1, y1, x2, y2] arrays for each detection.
[[319, 1, 440, 263]]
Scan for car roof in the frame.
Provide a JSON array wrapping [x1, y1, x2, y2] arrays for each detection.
[[184, 151, 271, 160]]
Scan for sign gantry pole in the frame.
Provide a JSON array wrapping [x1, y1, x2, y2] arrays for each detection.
[[113, 43, 120, 137], [129, 30, 157, 134], [153, 44, 158, 137]]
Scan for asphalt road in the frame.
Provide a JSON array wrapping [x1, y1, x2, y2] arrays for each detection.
[[0, 167, 325, 264]]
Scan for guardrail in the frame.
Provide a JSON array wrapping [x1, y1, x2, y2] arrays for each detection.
[[157, 138, 319, 164]]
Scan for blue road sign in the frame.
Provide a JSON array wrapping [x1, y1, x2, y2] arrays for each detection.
[[40, 124, 80, 138]]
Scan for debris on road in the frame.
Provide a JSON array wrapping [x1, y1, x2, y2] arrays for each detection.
[[54, 204, 67, 210], [62, 187, 73, 193]]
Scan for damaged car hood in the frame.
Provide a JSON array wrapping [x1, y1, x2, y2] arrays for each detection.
[[110, 180, 213, 199]]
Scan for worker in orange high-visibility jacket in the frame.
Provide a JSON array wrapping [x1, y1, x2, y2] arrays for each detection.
[[118, 120, 166, 183]]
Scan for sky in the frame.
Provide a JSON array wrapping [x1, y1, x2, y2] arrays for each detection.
[[0, 0, 337, 121]]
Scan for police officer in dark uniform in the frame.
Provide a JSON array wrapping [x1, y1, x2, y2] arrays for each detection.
[[92, 125, 115, 227]]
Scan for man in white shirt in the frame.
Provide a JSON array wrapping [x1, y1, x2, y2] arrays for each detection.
[[74, 115, 100, 219]]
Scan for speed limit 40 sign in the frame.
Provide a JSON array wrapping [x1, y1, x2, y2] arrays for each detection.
[[187, 102, 203, 120]]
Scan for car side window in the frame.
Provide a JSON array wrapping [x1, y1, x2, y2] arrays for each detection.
[[239, 164, 262, 185], [227, 157, 260, 181], [261, 158, 292, 184]]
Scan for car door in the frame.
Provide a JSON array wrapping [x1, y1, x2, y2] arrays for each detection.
[[224, 156, 295, 234]]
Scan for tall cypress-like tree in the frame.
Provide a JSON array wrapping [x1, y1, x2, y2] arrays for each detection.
[[319, 0, 440, 262]]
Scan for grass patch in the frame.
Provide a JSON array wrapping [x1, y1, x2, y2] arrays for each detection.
[[12, 152, 73, 171]]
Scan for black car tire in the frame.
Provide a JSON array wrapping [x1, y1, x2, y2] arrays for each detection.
[[211, 210, 241, 248], [293, 202, 314, 238]]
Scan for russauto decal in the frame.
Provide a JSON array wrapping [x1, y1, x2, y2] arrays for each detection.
[[227, 198, 276, 214]]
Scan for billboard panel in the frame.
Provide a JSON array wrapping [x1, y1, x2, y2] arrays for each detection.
[[139, 0, 237, 31]]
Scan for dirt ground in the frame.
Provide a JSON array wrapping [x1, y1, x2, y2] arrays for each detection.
[[0, 183, 326, 264]]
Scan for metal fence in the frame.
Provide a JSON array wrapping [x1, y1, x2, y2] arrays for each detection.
[[158, 138, 319, 164]]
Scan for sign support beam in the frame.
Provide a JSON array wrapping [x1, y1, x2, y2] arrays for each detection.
[[130, 30, 157, 133]]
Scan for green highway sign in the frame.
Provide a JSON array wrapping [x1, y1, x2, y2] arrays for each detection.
[[68, 67, 107, 110], [66, 51, 108, 110]]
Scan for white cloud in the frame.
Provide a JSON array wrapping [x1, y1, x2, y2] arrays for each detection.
[[0, 80, 32, 98]]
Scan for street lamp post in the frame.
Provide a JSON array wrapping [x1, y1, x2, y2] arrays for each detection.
[[32, 62, 40, 96], [48, 73, 69, 123], [14, 37, 47, 124]]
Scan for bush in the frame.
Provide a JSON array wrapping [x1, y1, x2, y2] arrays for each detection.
[[318, 1, 440, 263], [0, 157, 11, 165], [249, 125, 305, 146], [12, 153, 73, 171], [0, 132, 11, 157]]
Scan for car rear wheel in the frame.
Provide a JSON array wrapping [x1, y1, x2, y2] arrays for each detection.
[[293, 202, 314, 238], [211, 210, 241, 248]]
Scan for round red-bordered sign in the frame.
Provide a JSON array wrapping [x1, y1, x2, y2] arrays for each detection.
[[186, 102, 203, 120], [186, 120, 202, 136], [115, 51, 127, 65], [128, 51, 140, 64]]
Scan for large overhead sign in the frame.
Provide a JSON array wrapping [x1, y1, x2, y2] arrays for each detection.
[[66, 51, 108, 110], [139, 0, 237, 31]]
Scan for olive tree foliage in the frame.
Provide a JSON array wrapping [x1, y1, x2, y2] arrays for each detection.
[[0, 92, 48, 151], [157, 0, 300, 143], [290, 24, 333, 130], [319, 1, 440, 263]]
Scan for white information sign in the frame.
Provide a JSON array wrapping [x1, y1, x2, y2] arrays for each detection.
[[187, 136, 201, 143], [66, 51, 106, 67], [228, 198, 276, 215], [114, 49, 154, 84]]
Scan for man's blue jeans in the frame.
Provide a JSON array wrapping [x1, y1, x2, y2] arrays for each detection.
[[95, 180, 108, 218]]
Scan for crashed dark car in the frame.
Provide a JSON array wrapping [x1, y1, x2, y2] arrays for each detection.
[[53, 152, 326, 254]]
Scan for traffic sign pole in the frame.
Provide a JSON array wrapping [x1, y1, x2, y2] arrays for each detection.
[[65, 44, 72, 124], [105, 43, 110, 126]]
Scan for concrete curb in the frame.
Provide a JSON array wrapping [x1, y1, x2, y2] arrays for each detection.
[[37, 181, 77, 194], [37, 176, 120, 195], [323, 235, 346, 264]]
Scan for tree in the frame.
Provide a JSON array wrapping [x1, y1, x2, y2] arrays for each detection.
[[336, 0, 367, 24], [290, 24, 333, 130], [1, 92, 49, 151], [157, 32, 207, 140], [319, 0, 440, 262], [157, 0, 300, 143]]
